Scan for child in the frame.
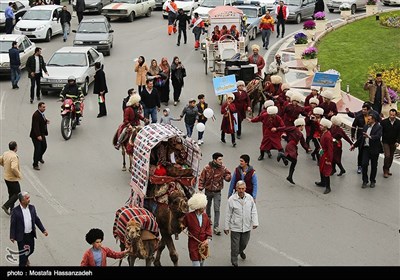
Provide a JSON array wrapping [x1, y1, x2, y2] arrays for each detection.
[[81, 228, 129, 266], [180, 98, 199, 137], [159, 108, 180, 125], [197, 94, 208, 145]]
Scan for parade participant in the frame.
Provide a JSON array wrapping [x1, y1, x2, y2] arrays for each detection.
[[315, 118, 333, 194], [248, 44, 265, 77], [159, 57, 171, 105], [189, 12, 205, 50], [81, 228, 129, 266], [166, 0, 178, 35], [268, 54, 289, 83], [304, 97, 320, 146], [330, 116, 353, 176], [198, 152, 231, 236], [275, 1, 289, 38], [211, 25, 220, 42], [364, 73, 390, 115], [260, 99, 274, 115], [59, 76, 84, 125], [29, 102, 49, 171], [259, 10, 274, 50], [134, 56, 148, 95], [221, 93, 237, 147], [229, 24, 239, 40], [264, 75, 283, 101], [308, 107, 323, 162], [171, 56, 186, 106], [247, 106, 286, 161], [10, 191, 48, 267], [224, 180, 258, 267], [182, 193, 212, 266], [304, 87, 323, 107], [122, 88, 135, 112], [180, 98, 199, 137], [273, 118, 311, 184], [381, 109, 400, 178], [26, 47, 48, 104], [319, 90, 337, 120], [282, 93, 305, 127], [196, 94, 208, 145], [228, 155, 258, 200], [351, 113, 383, 188], [233, 81, 251, 139], [174, 8, 190, 46], [1, 141, 22, 216], [220, 25, 228, 36], [93, 62, 108, 118], [159, 108, 180, 125], [140, 79, 160, 124]]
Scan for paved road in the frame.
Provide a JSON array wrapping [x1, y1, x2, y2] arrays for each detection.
[[0, 6, 398, 267]]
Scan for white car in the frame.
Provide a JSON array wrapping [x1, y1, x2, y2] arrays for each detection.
[[194, 0, 233, 20], [102, 0, 156, 22], [162, 0, 200, 19], [13, 5, 63, 42], [0, 34, 35, 76], [381, 0, 400, 5], [326, 0, 367, 13], [40, 46, 104, 95]]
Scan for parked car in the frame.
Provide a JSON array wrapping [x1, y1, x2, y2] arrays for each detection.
[[326, 0, 366, 13], [285, 0, 316, 24], [258, 0, 276, 10], [102, 0, 156, 22], [381, 0, 400, 6], [72, 0, 113, 15], [162, 0, 200, 19], [234, 1, 267, 40], [0, 34, 35, 76], [73, 17, 114, 56], [13, 5, 63, 42], [155, 0, 167, 9], [40, 46, 104, 95], [0, 1, 30, 29], [193, 0, 234, 20]]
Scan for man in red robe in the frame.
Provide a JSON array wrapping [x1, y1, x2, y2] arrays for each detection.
[[315, 118, 333, 194], [248, 44, 265, 77], [319, 90, 338, 120], [233, 80, 251, 139]]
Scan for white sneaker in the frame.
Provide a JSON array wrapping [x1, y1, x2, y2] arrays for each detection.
[[198, 140, 203, 145]]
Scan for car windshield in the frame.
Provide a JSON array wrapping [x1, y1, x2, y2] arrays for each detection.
[[0, 41, 13, 53], [237, 8, 258, 18], [284, 0, 301, 6], [22, 10, 52, 20], [47, 53, 87, 67], [200, 0, 225, 8], [112, 0, 136, 3], [77, 22, 107, 33]]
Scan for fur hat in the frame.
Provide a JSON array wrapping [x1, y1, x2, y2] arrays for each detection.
[[85, 228, 104, 245], [331, 115, 342, 126], [294, 118, 305, 127], [251, 44, 260, 51], [267, 106, 278, 115], [313, 107, 324, 115], [236, 80, 245, 87], [281, 83, 290, 91], [285, 90, 294, 98], [127, 94, 141, 107], [291, 93, 303, 103], [270, 75, 282, 85], [320, 118, 332, 129], [226, 93, 235, 101], [309, 97, 320, 105], [188, 193, 207, 211], [321, 90, 334, 100], [263, 100, 274, 108]]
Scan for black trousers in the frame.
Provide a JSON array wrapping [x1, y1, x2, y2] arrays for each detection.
[[372, 102, 382, 114], [3, 180, 21, 210], [177, 27, 187, 44], [5, 18, 13, 34], [221, 131, 236, 144], [30, 74, 41, 100], [237, 117, 243, 136], [172, 80, 182, 102], [77, 12, 83, 24], [17, 232, 34, 267], [361, 147, 379, 184], [32, 137, 47, 167], [138, 85, 145, 95], [276, 18, 286, 37]]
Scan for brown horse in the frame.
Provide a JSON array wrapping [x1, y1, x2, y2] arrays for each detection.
[[247, 76, 267, 117], [112, 125, 142, 172]]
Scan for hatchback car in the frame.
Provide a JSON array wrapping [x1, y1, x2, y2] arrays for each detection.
[[162, 0, 200, 19], [13, 5, 63, 42], [40, 46, 104, 95], [0, 34, 35, 76], [102, 0, 156, 22], [73, 17, 114, 56], [234, 3, 267, 40], [0, 1, 30, 30], [285, 0, 316, 24], [326, 0, 366, 13]]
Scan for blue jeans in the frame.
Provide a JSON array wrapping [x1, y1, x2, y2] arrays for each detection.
[[144, 107, 158, 123], [10, 65, 21, 87], [261, 29, 271, 48], [62, 22, 70, 40], [185, 123, 194, 137], [205, 190, 221, 228]]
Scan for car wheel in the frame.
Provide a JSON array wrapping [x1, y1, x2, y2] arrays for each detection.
[[45, 29, 52, 42], [83, 79, 89, 96], [328, 9, 334, 13], [351, 4, 356, 14], [128, 12, 135, 22], [296, 14, 302, 24], [146, 8, 152, 17]]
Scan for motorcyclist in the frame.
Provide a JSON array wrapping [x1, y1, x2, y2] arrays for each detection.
[[59, 76, 84, 125]]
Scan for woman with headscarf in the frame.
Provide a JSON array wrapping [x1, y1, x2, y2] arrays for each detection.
[[147, 59, 166, 100], [159, 57, 171, 105], [171, 56, 185, 106], [134, 55, 148, 95]]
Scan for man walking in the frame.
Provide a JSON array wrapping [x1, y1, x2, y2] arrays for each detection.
[[30, 102, 49, 171], [139, 79, 160, 123], [314, 118, 333, 194], [198, 152, 231, 236], [10, 191, 48, 267], [1, 141, 22, 216], [26, 47, 48, 104], [228, 154, 258, 200], [166, 0, 177, 35], [4, 2, 15, 34], [224, 180, 258, 267], [259, 10, 274, 50], [93, 62, 108, 118], [275, 1, 289, 38], [268, 54, 289, 83], [174, 8, 190, 46], [9, 41, 21, 89], [380, 109, 400, 178], [75, 0, 85, 24], [58, 5, 71, 42], [189, 12, 205, 50]]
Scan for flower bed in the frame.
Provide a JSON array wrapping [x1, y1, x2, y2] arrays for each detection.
[[368, 62, 400, 104], [380, 12, 400, 28], [294, 32, 308, 44], [314, 11, 325, 20], [302, 47, 318, 59], [303, 20, 316, 30]]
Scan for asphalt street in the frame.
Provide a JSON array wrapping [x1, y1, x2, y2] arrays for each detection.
[[0, 5, 398, 266]]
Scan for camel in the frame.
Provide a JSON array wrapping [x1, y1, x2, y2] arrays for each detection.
[[112, 125, 142, 173]]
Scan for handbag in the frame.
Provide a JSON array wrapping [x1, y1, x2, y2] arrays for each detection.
[[154, 78, 165, 87], [181, 67, 186, 78]]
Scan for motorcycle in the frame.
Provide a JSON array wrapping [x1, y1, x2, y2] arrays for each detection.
[[60, 98, 84, 140]]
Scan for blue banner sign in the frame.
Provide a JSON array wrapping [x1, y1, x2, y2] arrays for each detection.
[[213, 75, 237, 96], [311, 72, 340, 88]]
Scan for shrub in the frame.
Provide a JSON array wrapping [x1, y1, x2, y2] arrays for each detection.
[[303, 20, 316, 30], [368, 61, 400, 93], [379, 12, 400, 28], [302, 47, 318, 60], [294, 32, 308, 44]]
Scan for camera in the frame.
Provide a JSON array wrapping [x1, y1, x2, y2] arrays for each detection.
[[369, 80, 373, 84]]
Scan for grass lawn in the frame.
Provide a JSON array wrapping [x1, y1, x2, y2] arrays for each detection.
[[317, 11, 400, 105]]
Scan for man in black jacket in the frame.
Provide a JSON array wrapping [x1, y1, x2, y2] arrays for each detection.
[[381, 109, 400, 178], [351, 113, 383, 188], [26, 47, 48, 104], [58, 5, 71, 42], [174, 8, 190, 46], [140, 79, 160, 123], [8, 41, 21, 89], [93, 62, 108, 118], [29, 102, 49, 170], [75, 0, 85, 24]]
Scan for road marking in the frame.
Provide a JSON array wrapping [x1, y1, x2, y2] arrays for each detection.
[[22, 165, 69, 215], [0, 90, 6, 120], [257, 241, 311, 266]]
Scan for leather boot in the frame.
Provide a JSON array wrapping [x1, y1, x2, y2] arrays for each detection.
[[323, 187, 331, 194], [286, 166, 295, 184], [258, 151, 264, 161]]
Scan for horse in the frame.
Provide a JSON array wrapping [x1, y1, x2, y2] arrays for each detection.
[[113, 206, 159, 266], [246, 76, 266, 117], [112, 125, 142, 173]]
